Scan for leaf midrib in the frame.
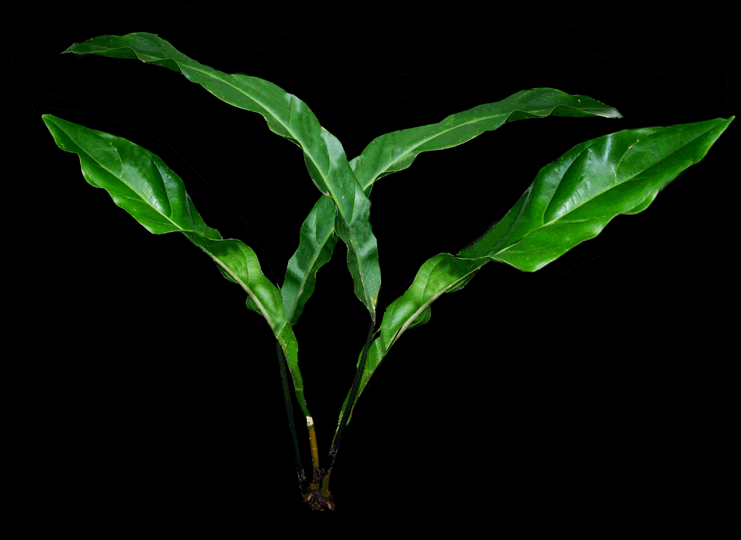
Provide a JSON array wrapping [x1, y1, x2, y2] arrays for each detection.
[[77, 138, 184, 233], [390, 257, 486, 350], [181, 59, 349, 215], [204, 245, 277, 330], [493, 126, 711, 257], [355, 94, 604, 191], [168, 48, 374, 311], [104, 37, 352, 237], [286, 229, 333, 322], [81, 130, 279, 329]]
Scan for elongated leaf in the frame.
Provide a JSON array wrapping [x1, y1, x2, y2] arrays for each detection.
[[336, 253, 489, 426], [457, 117, 734, 268], [282, 195, 339, 325], [62, 32, 381, 322], [350, 87, 622, 197], [42, 113, 311, 417], [338, 116, 734, 425], [285, 88, 621, 326]]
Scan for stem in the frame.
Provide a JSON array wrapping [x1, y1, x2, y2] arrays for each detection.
[[304, 416, 335, 510], [307, 416, 321, 490], [303, 321, 374, 511], [323, 320, 375, 481], [276, 341, 306, 494], [320, 430, 337, 498]]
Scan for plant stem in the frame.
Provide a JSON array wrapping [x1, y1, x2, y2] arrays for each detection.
[[307, 416, 321, 491], [322, 320, 375, 489], [276, 341, 306, 494], [304, 416, 335, 510], [320, 430, 337, 498]]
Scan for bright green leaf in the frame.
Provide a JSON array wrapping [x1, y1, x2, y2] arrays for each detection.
[[62, 31, 381, 323], [338, 116, 734, 426], [350, 87, 622, 197], [285, 88, 621, 328], [457, 117, 735, 269], [282, 195, 339, 325], [42, 113, 311, 417]]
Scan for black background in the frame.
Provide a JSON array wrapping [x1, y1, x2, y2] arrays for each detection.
[[14, 3, 736, 529]]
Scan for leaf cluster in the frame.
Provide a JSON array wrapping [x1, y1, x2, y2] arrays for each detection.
[[41, 31, 734, 510]]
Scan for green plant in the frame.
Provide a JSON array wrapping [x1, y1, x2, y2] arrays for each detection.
[[42, 32, 733, 511]]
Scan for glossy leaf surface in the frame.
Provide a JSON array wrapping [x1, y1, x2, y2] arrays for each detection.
[[62, 32, 381, 323], [42, 113, 311, 416], [282, 195, 339, 325], [338, 116, 734, 425], [286, 88, 621, 326], [350, 87, 622, 197], [457, 117, 734, 268], [336, 254, 488, 424]]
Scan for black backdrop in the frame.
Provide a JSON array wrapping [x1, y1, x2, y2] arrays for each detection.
[[15, 3, 736, 528]]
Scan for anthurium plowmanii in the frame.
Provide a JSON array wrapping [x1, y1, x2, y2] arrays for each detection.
[[43, 32, 733, 511]]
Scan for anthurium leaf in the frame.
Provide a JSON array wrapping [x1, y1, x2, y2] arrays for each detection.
[[457, 117, 734, 268], [284, 88, 621, 328], [62, 31, 381, 323], [282, 195, 339, 325], [338, 115, 734, 426], [350, 87, 622, 197], [337, 253, 488, 426], [183, 233, 310, 416], [42, 113, 311, 417]]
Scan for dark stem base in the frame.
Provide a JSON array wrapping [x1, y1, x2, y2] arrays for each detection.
[[304, 484, 335, 511]]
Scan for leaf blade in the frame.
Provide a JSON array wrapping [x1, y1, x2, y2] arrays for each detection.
[[457, 117, 735, 270], [339, 115, 734, 425], [349, 87, 622, 197], [284, 88, 621, 325], [62, 32, 381, 322], [337, 253, 489, 425], [282, 195, 340, 325], [42, 113, 311, 417]]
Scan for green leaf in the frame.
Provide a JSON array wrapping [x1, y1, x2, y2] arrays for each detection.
[[457, 117, 735, 269], [62, 31, 381, 323], [350, 87, 622, 197], [338, 116, 734, 426], [337, 253, 489, 426], [284, 88, 621, 328], [282, 195, 339, 325], [42, 113, 311, 417]]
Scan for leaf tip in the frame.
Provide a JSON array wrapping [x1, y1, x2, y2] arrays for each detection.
[[603, 107, 623, 119], [714, 116, 735, 134], [60, 42, 84, 55]]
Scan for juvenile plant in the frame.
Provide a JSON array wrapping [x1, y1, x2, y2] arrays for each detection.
[[42, 32, 733, 511]]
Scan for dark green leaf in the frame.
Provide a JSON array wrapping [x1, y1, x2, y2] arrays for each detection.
[[62, 31, 381, 322], [286, 88, 621, 326], [42, 113, 311, 417], [350, 87, 622, 197], [337, 254, 488, 426], [282, 195, 339, 325], [337, 116, 734, 425], [457, 117, 734, 270]]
